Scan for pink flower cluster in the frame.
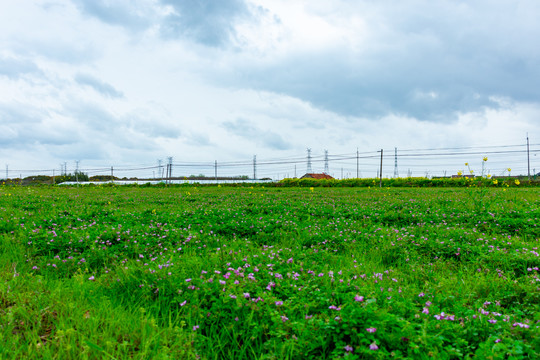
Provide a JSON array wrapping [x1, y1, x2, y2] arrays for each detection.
[[434, 312, 454, 321]]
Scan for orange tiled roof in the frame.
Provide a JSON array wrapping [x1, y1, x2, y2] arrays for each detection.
[[302, 173, 334, 179]]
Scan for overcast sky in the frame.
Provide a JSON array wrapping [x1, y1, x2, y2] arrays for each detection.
[[1, 0, 539, 178]]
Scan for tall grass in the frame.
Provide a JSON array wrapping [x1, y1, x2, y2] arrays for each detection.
[[0, 186, 538, 358]]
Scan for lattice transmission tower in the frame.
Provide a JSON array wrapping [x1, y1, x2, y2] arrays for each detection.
[[324, 150, 329, 174], [393, 147, 399, 178], [307, 148, 312, 173]]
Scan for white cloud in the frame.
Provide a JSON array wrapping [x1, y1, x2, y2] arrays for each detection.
[[0, 0, 539, 178]]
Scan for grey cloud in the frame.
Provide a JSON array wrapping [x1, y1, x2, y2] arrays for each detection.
[[223, 118, 291, 150], [48, 144, 109, 162], [220, 1, 540, 121], [0, 103, 43, 126], [235, 48, 506, 122], [159, 0, 250, 46], [75, 73, 124, 98], [0, 57, 42, 79], [22, 40, 97, 65], [0, 104, 78, 148], [58, 102, 162, 154], [127, 115, 181, 139], [65, 101, 180, 140], [4, 35, 97, 67], [71, 0, 151, 30], [185, 132, 211, 146], [64, 103, 119, 132], [71, 0, 255, 47]]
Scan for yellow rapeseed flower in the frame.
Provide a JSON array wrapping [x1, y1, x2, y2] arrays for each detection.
[[465, 162, 469, 166], [483, 157, 488, 162], [492, 179, 498, 185], [309, 187, 314, 192], [507, 168, 511, 172], [514, 179, 520, 185], [457, 171, 463, 176]]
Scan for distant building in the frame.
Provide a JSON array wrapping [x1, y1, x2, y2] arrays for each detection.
[[301, 173, 334, 180]]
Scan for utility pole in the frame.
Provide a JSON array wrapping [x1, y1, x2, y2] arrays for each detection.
[[294, 164, 297, 178], [393, 147, 399, 178], [158, 159, 162, 181], [307, 148, 312, 173], [75, 160, 80, 183], [214, 160, 218, 181], [5, 164, 7, 180], [168, 157, 173, 181], [324, 150, 329, 174], [378, 149, 383, 188], [111, 166, 114, 182], [356, 148, 359, 178], [341, 167, 343, 179], [64, 162, 67, 176], [253, 155, 257, 180], [527, 133, 531, 180], [52, 169, 55, 185]]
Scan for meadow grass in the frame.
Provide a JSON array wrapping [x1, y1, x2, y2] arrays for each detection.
[[0, 185, 539, 359]]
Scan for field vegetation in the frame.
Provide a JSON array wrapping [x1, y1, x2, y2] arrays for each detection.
[[0, 185, 539, 359]]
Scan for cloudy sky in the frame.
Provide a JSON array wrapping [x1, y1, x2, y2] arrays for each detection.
[[1, 0, 539, 178]]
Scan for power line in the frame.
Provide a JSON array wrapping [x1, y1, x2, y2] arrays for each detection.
[[307, 148, 312, 173], [3, 142, 538, 180]]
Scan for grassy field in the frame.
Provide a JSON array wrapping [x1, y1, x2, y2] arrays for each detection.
[[0, 185, 539, 359]]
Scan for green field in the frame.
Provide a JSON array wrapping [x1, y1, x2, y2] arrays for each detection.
[[1, 185, 539, 359]]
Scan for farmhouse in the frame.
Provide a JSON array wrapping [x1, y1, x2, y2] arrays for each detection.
[[300, 173, 334, 179]]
